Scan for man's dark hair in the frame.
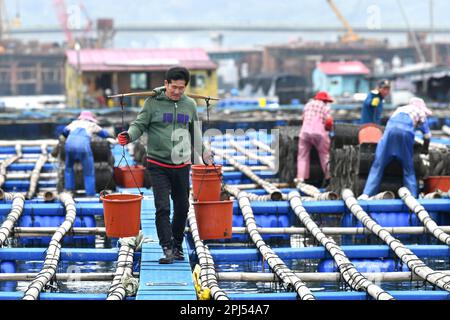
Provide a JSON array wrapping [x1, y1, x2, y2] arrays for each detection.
[[378, 79, 391, 89], [165, 66, 190, 85]]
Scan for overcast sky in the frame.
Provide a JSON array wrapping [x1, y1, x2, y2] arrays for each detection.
[[4, 0, 450, 48]]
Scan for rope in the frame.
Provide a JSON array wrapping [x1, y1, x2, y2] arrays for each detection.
[[106, 234, 141, 300], [289, 191, 394, 300], [399, 187, 450, 245], [26, 144, 49, 200], [0, 145, 23, 187], [187, 196, 229, 300], [237, 191, 315, 300], [102, 96, 143, 195], [342, 188, 450, 292], [0, 193, 25, 247], [22, 192, 76, 300]]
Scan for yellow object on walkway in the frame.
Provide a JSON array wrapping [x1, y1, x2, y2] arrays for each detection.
[[192, 264, 211, 300]]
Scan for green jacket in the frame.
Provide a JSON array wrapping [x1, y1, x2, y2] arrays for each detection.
[[127, 87, 204, 165]]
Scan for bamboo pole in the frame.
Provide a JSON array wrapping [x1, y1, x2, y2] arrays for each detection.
[[108, 91, 220, 101], [0, 273, 139, 282], [0, 140, 58, 147], [0, 193, 25, 246], [251, 139, 275, 154], [13, 227, 106, 236], [369, 191, 396, 200], [224, 183, 313, 202], [18, 224, 450, 237], [289, 191, 394, 300], [399, 187, 450, 245], [238, 192, 315, 300], [342, 188, 450, 293], [43, 191, 57, 202], [226, 225, 450, 235], [295, 180, 338, 200], [228, 182, 289, 190], [211, 146, 283, 201], [216, 270, 450, 283], [6, 172, 57, 180], [229, 140, 275, 170], [187, 197, 229, 300], [22, 192, 76, 300], [222, 165, 270, 172], [422, 191, 445, 199]]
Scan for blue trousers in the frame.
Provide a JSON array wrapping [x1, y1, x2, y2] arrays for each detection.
[[64, 147, 96, 196], [363, 115, 417, 197]]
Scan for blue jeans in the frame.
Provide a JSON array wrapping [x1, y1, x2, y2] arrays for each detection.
[[64, 147, 96, 196]]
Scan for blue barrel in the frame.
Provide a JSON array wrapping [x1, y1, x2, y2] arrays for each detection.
[[0, 261, 17, 291], [341, 211, 443, 244], [318, 259, 410, 273], [17, 215, 96, 247]]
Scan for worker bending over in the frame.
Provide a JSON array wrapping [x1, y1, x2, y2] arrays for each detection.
[[361, 98, 432, 198], [62, 111, 110, 196], [297, 91, 334, 184]]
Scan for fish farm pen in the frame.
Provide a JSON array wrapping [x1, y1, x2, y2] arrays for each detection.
[[0, 105, 450, 301]]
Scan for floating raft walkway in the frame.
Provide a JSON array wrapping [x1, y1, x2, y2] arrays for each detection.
[[1, 130, 450, 300]]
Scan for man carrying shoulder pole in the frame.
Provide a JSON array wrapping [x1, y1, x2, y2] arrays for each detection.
[[117, 66, 212, 264]]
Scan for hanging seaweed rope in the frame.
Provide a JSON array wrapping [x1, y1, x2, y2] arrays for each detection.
[[0, 192, 25, 247], [26, 144, 49, 200], [22, 192, 76, 300], [106, 235, 142, 300], [237, 191, 315, 300], [342, 188, 450, 292], [399, 187, 450, 245], [0, 145, 23, 187], [187, 198, 229, 300], [289, 191, 394, 300]]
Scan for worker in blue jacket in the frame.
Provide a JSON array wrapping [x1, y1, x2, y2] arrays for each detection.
[[360, 98, 432, 198], [62, 111, 110, 196], [361, 80, 391, 125]]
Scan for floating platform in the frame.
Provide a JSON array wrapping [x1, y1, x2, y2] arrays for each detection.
[[0, 129, 450, 301]]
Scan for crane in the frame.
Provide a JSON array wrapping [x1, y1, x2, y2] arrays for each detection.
[[52, 0, 93, 48], [52, 0, 74, 46], [326, 0, 361, 43]]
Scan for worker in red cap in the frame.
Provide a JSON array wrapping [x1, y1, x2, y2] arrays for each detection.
[[296, 91, 334, 184]]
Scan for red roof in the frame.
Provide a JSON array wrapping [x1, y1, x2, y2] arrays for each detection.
[[66, 48, 217, 72], [317, 61, 370, 75]]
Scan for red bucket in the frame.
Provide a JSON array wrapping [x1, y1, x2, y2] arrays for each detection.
[[192, 175, 222, 201], [100, 193, 143, 237], [192, 164, 222, 176], [193, 200, 233, 240], [191, 165, 223, 201], [114, 165, 145, 188], [358, 123, 383, 144], [424, 176, 450, 193]]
